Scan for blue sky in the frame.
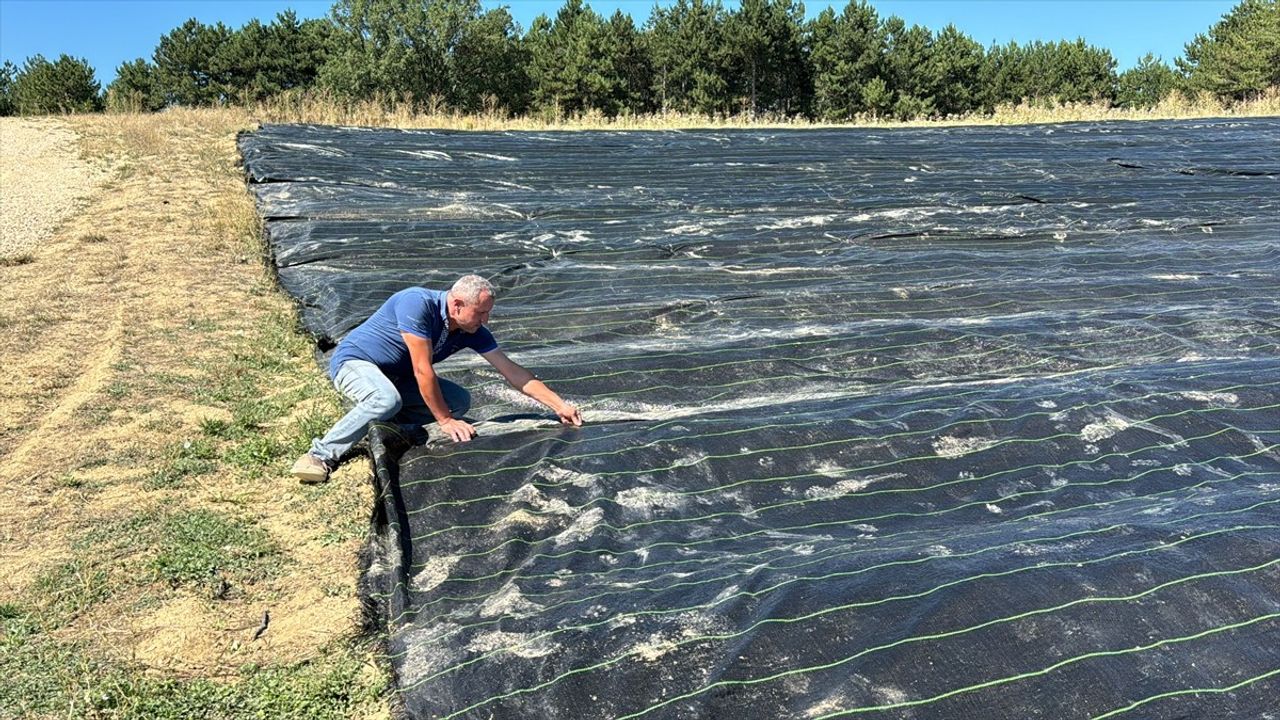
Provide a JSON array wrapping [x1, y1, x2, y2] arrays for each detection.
[[0, 0, 1238, 86]]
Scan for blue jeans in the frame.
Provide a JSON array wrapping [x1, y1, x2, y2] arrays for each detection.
[[309, 359, 471, 466]]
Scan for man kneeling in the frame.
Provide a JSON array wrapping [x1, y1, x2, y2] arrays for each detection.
[[291, 274, 582, 483]]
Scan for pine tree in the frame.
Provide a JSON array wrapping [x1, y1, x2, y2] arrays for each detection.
[[320, 0, 477, 105], [1050, 38, 1117, 103], [1003, 39, 1116, 105], [525, 0, 614, 116], [0, 61, 17, 116], [859, 76, 891, 116], [1179, 0, 1280, 100], [1018, 41, 1054, 103], [808, 0, 883, 121], [153, 18, 233, 106], [452, 6, 527, 113], [217, 10, 333, 103], [883, 16, 935, 118], [922, 24, 985, 116], [218, 18, 274, 103], [12, 54, 102, 114], [978, 41, 1028, 109], [276, 13, 337, 93], [723, 0, 808, 117], [523, 15, 559, 112], [647, 0, 730, 115], [1116, 53, 1177, 108], [604, 11, 656, 115], [106, 59, 164, 111]]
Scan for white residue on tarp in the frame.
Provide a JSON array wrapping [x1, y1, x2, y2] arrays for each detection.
[[398, 624, 464, 687], [510, 483, 575, 516], [614, 486, 687, 517], [395, 148, 452, 161], [1080, 412, 1132, 442], [932, 435, 999, 458], [804, 477, 875, 499], [467, 630, 559, 659], [412, 555, 460, 593], [754, 214, 836, 230], [1179, 390, 1239, 406], [537, 464, 599, 488], [553, 507, 605, 547], [479, 581, 541, 618]]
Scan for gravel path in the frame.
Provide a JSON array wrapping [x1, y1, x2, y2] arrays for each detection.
[[1, 117, 106, 261]]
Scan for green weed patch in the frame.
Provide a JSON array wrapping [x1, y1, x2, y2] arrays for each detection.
[[146, 437, 219, 489], [150, 509, 280, 590], [1, 607, 383, 719]]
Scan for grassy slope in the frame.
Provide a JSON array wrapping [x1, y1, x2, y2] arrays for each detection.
[[0, 110, 385, 719]]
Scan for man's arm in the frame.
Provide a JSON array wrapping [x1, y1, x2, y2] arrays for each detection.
[[482, 349, 583, 426], [403, 332, 477, 442]]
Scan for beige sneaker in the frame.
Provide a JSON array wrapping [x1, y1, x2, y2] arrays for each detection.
[[291, 453, 330, 484]]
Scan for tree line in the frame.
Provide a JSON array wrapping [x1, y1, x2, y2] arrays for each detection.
[[1, 0, 1276, 119]]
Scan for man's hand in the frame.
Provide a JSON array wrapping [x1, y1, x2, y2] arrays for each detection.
[[482, 349, 584, 429], [557, 403, 583, 427], [439, 417, 477, 442]]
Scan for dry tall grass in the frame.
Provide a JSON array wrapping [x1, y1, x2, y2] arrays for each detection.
[[241, 87, 1280, 131]]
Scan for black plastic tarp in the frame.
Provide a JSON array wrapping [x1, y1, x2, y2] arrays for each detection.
[[239, 119, 1280, 719]]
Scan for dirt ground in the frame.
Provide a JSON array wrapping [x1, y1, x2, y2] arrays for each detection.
[[0, 118, 107, 262], [0, 112, 381, 703]]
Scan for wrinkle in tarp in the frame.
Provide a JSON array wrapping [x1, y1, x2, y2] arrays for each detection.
[[239, 119, 1280, 719]]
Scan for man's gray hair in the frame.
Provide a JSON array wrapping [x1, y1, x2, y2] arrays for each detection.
[[451, 274, 495, 304]]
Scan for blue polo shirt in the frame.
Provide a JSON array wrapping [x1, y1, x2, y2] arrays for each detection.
[[329, 288, 497, 395]]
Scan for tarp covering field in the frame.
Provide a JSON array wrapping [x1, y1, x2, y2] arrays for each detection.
[[239, 120, 1280, 719]]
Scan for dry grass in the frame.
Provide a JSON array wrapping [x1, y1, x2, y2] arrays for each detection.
[[0, 108, 385, 717], [248, 86, 1280, 130], [984, 88, 1280, 125]]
